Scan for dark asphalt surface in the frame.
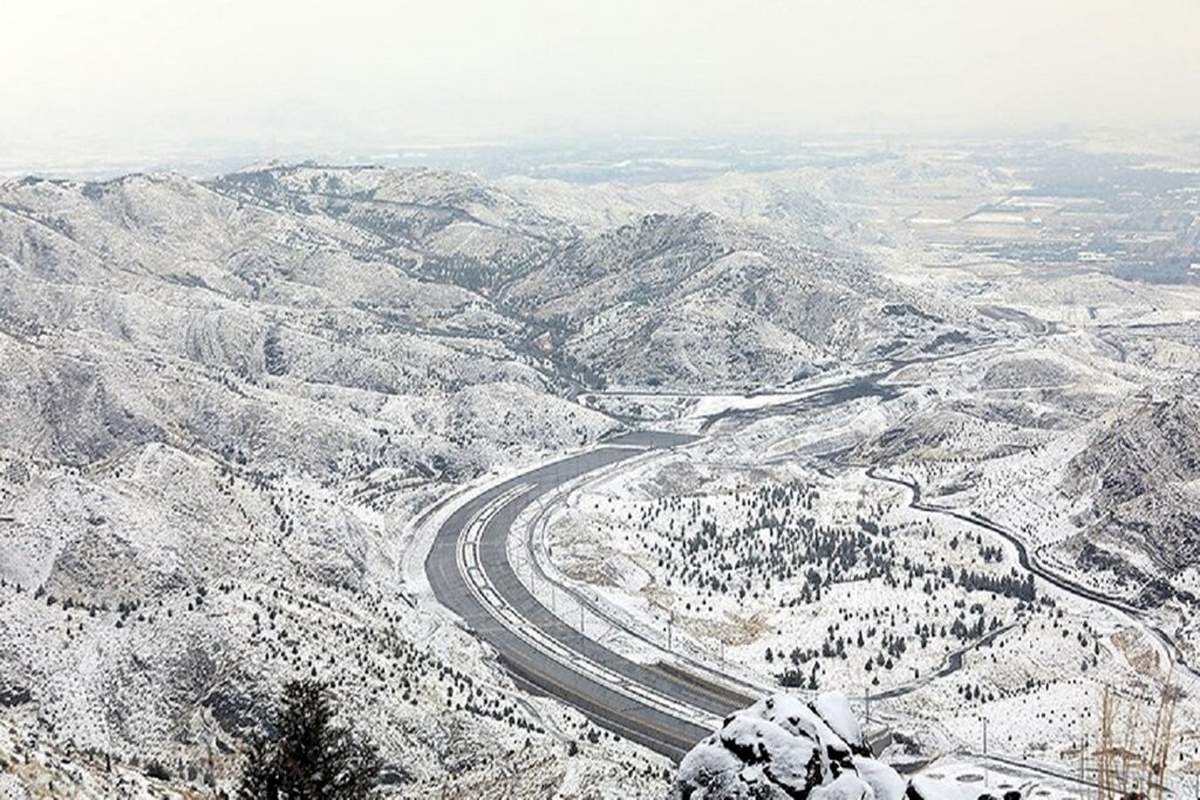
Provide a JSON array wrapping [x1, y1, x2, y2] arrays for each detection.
[[697, 346, 1001, 434], [425, 430, 755, 762]]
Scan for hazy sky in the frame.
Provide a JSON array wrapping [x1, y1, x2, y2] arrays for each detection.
[[2, 0, 1197, 164]]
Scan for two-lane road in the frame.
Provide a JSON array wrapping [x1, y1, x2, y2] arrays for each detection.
[[865, 467, 1200, 682]]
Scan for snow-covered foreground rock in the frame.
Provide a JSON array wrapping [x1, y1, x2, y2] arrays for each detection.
[[673, 691, 1006, 800]]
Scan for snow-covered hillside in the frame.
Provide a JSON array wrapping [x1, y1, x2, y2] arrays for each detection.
[[0, 162, 955, 796]]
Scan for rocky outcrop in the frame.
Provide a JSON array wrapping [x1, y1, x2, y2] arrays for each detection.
[[673, 692, 1017, 800], [1061, 393, 1200, 605]]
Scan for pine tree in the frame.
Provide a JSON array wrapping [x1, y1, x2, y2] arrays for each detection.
[[237, 679, 383, 800]]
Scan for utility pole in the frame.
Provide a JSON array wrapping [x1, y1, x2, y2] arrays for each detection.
[[667, 610, 673, 652], [865, 686, 870, 727], [981, 717, 989, 789], [579, 602, 585, 634]]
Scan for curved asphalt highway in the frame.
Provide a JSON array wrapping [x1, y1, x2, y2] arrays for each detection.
[[425, 431, 755, 761], [423, 358, 1013, 762]]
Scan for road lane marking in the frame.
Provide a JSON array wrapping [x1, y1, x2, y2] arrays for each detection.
[[454, 483, 723, 733]]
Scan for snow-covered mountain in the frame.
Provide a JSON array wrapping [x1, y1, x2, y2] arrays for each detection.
[[0, 163, 951, 796], [504, 210, 963, 390], [0, 167, 633, 797], [1062, 392, 1200, 602]]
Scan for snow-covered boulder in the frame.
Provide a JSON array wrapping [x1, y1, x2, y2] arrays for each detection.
[[673, 691, 898, 800], [674, 691, 1024, 800]]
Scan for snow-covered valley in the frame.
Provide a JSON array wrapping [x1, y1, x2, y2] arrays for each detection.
[[3, 136, 1200, 798]]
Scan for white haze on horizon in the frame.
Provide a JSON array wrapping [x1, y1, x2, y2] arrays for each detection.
[[2, 0, 1197, 169]]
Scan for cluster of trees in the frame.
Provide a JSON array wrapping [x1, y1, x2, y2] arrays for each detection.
[[630, 481, 902, 605], [951, 566, 1037, 601]]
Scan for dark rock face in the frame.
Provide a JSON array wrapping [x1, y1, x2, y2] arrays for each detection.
[[0, 685, 32, 707], [1062, 394, 1200, 606]]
